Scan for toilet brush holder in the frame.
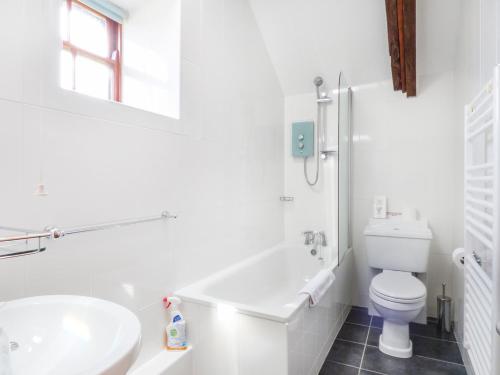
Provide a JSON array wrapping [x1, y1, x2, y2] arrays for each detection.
[[437, 283, 452, 333]]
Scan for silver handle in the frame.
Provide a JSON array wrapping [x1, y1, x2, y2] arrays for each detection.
[[496, 322, 500, 336], [0, 210, 176, 259], [0, 211, 176, 244], [0, 246, 46, 259], [303, 230, 315, 245]]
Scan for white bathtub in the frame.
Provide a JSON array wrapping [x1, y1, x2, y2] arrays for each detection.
[[175, 243, 353, 375]]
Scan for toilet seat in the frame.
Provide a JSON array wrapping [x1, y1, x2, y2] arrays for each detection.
[[370, 270, 426, 305]]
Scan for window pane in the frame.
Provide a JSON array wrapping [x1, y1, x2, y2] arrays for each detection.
[[75, 55, 112, 100], [70, 3, 109, 57], [60, 49, 74, 90]]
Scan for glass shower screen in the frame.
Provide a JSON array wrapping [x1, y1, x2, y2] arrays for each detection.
[[337, 72, 352, 264]]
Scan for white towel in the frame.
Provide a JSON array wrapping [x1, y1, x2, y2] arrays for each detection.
[[299, 269, 336, 307]]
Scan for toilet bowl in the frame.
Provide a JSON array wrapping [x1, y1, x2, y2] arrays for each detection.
[[369, 270, 426, 358]]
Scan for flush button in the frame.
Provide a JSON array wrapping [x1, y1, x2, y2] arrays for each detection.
[[298, 134, 304, 141]]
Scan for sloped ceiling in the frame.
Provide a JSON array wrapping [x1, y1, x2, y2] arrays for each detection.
[[249, 0, 461, 95]]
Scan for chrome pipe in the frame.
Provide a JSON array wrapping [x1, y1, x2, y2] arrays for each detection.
[[57, 211, 176, 237], [0, 210, 176, 250], [0, 231, 52, 243], [0, 246, 47, 259]]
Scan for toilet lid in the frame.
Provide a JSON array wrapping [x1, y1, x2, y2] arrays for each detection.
[[371, 271, 426, 302]]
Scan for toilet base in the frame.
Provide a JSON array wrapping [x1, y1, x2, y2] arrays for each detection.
[[378, 320, 413, 358], [379, 334, 413, 358]]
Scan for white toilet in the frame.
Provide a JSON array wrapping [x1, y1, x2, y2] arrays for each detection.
[[364, 217, 433, 358]]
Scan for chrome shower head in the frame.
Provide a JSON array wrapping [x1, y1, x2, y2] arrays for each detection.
[[313, 76, 324, 87], [313, 76, 324, 99]]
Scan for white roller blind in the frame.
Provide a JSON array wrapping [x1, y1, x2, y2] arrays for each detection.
[[79, 0, 128, 24]]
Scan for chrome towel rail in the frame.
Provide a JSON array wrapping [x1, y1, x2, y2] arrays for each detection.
[[0, 210, 177, 259]]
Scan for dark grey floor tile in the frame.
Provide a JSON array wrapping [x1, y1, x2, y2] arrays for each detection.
[[337, 323, 369, 344], [371, 315, 384, 328], [362, 346, 467, 375], [326, 339, 365, 367], [367, 327, 381, 347], [346, 307, 371, 326], [410, 321, 456, 341], [320, 361, 359, 375], [412, 335, 463, 364], [359, 371, 382, 375], [352, 305, 369, 312]]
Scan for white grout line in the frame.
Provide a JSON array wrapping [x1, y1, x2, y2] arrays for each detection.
[[414, 355, 466, 367], [336, 338, 367, 346], [357, 315, 373, 375], [359, 368, 386, 375], [329, 360, 360, 370], [345, 321, 372, 328], [410, 333, 458, 343]]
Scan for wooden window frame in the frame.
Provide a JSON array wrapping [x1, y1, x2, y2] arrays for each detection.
[[62, 0, 122, 101]]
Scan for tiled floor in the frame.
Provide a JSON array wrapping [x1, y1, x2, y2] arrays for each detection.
[[321, 306, 467, 375]]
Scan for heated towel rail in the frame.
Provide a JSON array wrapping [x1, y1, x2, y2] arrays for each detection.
[[0, 210, 177, 259], [463, 67, 500, 375]]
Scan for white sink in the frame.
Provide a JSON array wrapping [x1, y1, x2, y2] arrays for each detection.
[[0, 295, 141, 375]]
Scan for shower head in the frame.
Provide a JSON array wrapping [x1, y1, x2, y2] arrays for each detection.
[[313, 76, 324, 87], [313, 76, 324, 99]]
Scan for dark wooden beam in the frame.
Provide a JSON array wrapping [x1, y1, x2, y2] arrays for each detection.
[[385, 0, 401, 90], [397, 0, 406, 93], [385, 0, 417, 97], [403, 0, 416, 97]]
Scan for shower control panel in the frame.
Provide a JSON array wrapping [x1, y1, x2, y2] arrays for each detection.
[[292, 121, 314, 158]]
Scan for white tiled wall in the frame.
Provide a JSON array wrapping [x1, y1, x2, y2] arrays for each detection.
[[350, 72, 460, 316], [0, 0, 284, 367], [283, 93, 338, 248]]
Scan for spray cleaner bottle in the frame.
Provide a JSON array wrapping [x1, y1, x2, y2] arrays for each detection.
[[162, 296, 187, 351]]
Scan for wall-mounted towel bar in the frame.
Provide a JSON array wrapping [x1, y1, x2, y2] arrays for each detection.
[[0, 210, 177, 259]]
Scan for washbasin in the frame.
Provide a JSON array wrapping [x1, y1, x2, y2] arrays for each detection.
[[0, 295, 141, 375]]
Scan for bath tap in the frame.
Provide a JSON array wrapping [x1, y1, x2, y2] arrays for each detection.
[[303, 231, 315, 245], [317, 231, 327, 246], [303, 231, 327, 261]]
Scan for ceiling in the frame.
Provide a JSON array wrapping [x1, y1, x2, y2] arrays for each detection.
[[249, 0, 462, 95]]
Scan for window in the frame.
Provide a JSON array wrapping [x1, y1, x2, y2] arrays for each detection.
[[57, 0, 181, 119], [60, 0, 122, 101]]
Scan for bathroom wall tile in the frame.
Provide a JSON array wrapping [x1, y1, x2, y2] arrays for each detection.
[[426, 253, 454, 314], [0, 0, 285, 368], [0, 257, 27, 301], [350, 72, 460, 313], [180, 61, 202, 139], [0, 0, 24, 102], [181, 0, 201, 65], [0, 100, 25, 222], [133, 302, 169, 369]]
